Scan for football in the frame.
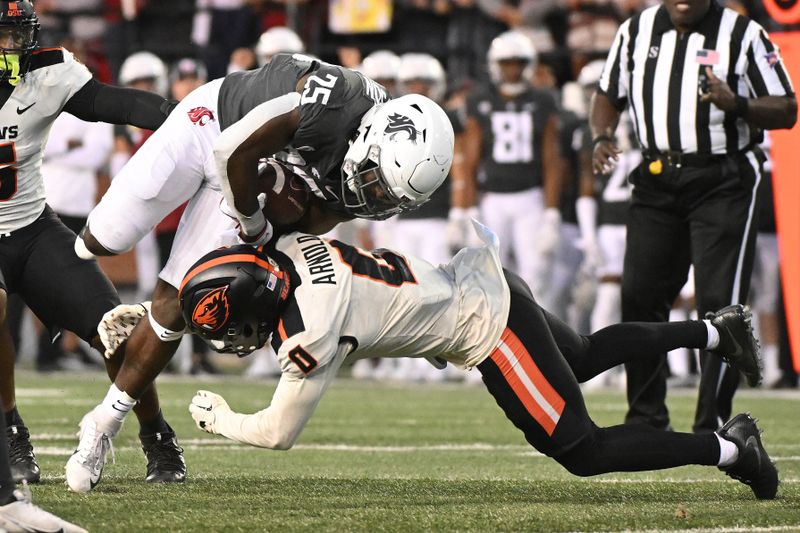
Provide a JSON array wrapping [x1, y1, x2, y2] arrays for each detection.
[[258, 158, 312, 227]]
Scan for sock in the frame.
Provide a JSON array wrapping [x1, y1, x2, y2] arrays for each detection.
[[716, 433, 739, 467], [101, 384, 137, 425], [139, 410, 171, 436], [3, 407, 23, 428], [704, 320, 720, 350]]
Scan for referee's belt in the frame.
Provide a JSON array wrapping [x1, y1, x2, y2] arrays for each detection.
[[643, 150, 727, 173]]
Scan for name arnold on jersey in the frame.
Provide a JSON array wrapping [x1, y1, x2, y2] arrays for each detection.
[[296, 235, 337, 285], [0, 126, 19, 140]]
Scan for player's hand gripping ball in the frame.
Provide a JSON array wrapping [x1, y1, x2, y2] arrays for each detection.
[[258, 158, 312, 227]]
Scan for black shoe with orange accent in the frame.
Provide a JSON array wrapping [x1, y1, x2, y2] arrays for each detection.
[[140, 430, 186, 483], [717, 413, 778, 500], [706, 304, 762, 387], [6, 424, 40, 484]]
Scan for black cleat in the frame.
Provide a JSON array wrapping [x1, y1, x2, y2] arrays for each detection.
[[718, 413, 778, 500], [706, 304, 762, 387], [140, 430, 187, 483], [6, 424, 40, 484]]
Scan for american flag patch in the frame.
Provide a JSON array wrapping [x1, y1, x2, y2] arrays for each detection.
[[267, 273, 277, 291], [765, 51, 780, 68], [695, 49, 720, 65]]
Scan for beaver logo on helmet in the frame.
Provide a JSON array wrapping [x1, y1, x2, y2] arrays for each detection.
[[192, 286, 230, 331]]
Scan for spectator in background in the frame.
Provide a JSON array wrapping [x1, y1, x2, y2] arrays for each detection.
[[193, 0, 260, 79]]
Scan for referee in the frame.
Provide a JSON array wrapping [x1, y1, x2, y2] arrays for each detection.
[[590, 0, 796, 433]]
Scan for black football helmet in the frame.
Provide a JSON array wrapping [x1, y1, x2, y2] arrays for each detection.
[[178, 246, 292, 357], [0, 1, 39, 83]]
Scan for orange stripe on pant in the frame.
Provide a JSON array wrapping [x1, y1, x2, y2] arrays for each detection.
[[490, 328, 566, 436]]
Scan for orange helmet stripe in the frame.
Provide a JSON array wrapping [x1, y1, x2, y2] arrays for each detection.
[[178, 253, 281, 295]]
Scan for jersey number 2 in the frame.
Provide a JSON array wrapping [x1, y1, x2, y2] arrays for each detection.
[[330, 240, 416, 287], [0, 143, 17, 201]]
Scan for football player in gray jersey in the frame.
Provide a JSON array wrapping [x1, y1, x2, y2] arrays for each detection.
[[67, 52, 455, 492], [0, 0, 186, 493]]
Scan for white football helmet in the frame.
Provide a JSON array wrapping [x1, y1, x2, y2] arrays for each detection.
[[398, 53, 446, 103], [359, 50, 401, 86], [119, 51, 168, 97], [256, 26, 304, 66], [341, 94, 454, 220], [487, 30, 537, 96]]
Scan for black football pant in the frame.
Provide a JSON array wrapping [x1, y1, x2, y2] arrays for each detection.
[[622, 154, 761, 432], [476, 271, 719, 475]]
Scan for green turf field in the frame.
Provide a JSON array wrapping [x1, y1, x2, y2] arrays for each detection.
[[14, 370, 800, 532]]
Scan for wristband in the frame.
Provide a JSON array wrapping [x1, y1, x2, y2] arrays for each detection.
[[735, 95, 749, 117]]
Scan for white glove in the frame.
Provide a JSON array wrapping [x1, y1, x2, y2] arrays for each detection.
[[446, 207, 480, 254], [575, 235, 602, 275], [219, 192, 267, 221], [189, 390, 232, 434], [97, 301, 150, 359], [536, 208, 562, 257]]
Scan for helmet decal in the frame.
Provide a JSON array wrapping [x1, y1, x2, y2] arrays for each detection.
[[192, 286, 231, 332], [384, 113, 419, 143]]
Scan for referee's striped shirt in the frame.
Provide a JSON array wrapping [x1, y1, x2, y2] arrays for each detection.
[[599, 1, 795, 155]]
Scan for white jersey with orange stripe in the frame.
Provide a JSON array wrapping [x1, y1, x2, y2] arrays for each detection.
[[209, 222, 511, 449], [0, 48, 92, 233], [272, 220, 510, 377]]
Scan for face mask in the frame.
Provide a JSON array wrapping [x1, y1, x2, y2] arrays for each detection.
[[0, 54, 21, 86]]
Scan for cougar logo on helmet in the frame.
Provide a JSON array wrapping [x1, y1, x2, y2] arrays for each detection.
[[192, 287, 230, 331], [188, 106, 215, 126], [384, 113, 419, 143]]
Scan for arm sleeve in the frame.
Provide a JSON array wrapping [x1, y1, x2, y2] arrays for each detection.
[[63, 79, 177, 130], [744, 24, 795, 98], [213, 342, 351, 449], [597, 19, 631, 111]]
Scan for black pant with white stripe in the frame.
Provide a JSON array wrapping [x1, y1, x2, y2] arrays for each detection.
[[622, 151, 763, 433]]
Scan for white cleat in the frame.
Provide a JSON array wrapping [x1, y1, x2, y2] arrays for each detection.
[[0, 487, 88, 533], [65, 411, 114, 493]]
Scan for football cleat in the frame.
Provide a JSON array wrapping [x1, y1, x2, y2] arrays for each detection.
[[6, 423, 40, 484], [706, 304, 762, 387], [141, 429, 187, 483], [65, 412, 114, 493], [0, 486, 88, 533], [717, 413, 779, 500]]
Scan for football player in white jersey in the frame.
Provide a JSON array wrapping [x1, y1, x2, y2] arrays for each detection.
[[179, 220, 775, 501], [65, 51, 455, 491], [0, 1, 185, 486]]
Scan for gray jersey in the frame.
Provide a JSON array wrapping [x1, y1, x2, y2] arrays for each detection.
[[0, 48, 91, 233], [218, 53, 388, 203]]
